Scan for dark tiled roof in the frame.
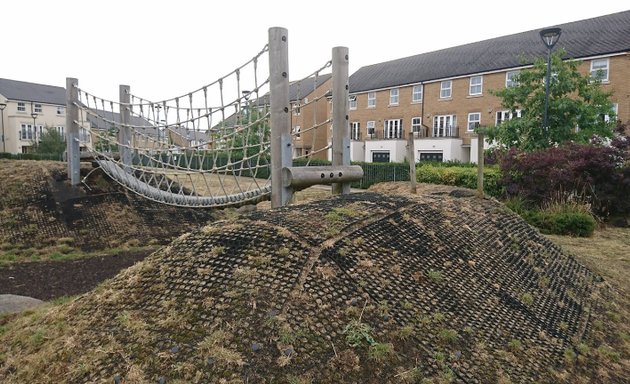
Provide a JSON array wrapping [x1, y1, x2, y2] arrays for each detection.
[[87, 110, 156, 134], [349, 10, 630, 93], [0, 78, 66, 105], [289, 73, 332, 101]]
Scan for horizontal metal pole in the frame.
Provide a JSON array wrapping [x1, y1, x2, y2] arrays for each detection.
[[282, 165, 363, 188]]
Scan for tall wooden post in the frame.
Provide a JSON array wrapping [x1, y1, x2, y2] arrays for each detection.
[[66, 77, 80, 185], [119, 85, 132, 170], [331, 46, 350, 195], [269, 27, 292, 208], [407, 131, 417, 194], [477, 133, 485, 198]]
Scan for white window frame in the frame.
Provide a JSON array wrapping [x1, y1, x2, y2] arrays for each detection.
[[57, 106, 65, 115], [590, 58, 609, 82], [506, 71, 519, 88], [367, 92, 376, 108], [17, 102, 26, 112], [351, 121, 360, 140], [467, 112, 481, 131], [496, 110, 522, 125], [440, 80, 452, 99], [293, 125, 301, 138], [432, 115, 457, 137], [349, 95, 357, 110], [469, 76, 483, 95], [384, 119, 403, 139], [412, 85, 423, 103], [411, 117, 422, 134], [56, 126, 65, 139], [293, 102, 301, 116], [603, 103, 619, 123], [389, 88, 399, 106], [367, 120, 375, 136], [34, 104, 43, 113], [20, 123, 34, 140]]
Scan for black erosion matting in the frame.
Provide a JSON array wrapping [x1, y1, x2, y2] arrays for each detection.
[[0, 192, 603, 383]]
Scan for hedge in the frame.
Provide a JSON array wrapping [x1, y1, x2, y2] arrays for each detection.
[[415, 164, 503, 197]]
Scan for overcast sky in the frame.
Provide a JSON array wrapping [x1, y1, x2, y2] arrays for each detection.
[[3, 0, 628, 103]]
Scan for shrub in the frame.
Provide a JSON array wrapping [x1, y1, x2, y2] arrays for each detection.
[[416, 164, 503, 197], [516, 208, 596, 237], [499, 143, 630, 218]]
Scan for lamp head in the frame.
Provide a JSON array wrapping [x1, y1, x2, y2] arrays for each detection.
[[540, 27, 562, 49]]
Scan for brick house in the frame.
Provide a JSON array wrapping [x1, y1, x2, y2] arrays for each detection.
[[348, 10, 630, 163]]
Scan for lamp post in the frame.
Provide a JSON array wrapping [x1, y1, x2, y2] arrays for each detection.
[[539, 27, 562, 129], [31, 112, 38, 143], [0, 102, 6, 152]]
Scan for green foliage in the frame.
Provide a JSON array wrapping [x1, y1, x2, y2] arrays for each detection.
[[94, 128, 118, 152], [31, 127, 66, 157], [507, 202, 597, 237], [343, 320, 376, 347], [487, 49, 615, 151], [230, 108, 271, 159], [415, 164, 503, 197]]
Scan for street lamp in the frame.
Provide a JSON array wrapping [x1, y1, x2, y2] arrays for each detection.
[[31, 112, 38, 143], [0, 102, 6, 153], [539, 27, 562, 129]]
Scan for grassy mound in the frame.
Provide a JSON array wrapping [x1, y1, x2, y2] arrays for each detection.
[[0, 192, 627, 383]]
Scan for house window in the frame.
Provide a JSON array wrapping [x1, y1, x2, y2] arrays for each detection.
[[384, 119, 403, 139], [57, 106, 65, 115], [432, 115, 457, 137], [389, 88, 399, 105], [34, 104, 43, 113], [372, 151, 390, 163], [293, 125, 301, 139], [351, 122, 360, 140], [467, 113, 481, 131], [419, 151, 443, 162], [80, 128, 90, 143], [496, 110, 522, 125], [35, 125, 44, 141], [293, 102, 301, 116], [412, 85, 423, 103], [20, 124, 34, 140], [601, 103, 619, 123], [17, 102, 26, 112], [349, 95, 357, 110], [412, 117, 422, 135], [367, 92, 376, 108], [590, 58, 609, 82], [440, 81, 452, 99], [56, 126, 65, 139], [367, 120, 375, 137], [506, 71, 519, 88], [469, 76, 483, 95]]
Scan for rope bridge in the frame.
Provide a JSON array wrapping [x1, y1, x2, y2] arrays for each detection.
[[65, 27, 356, 208]]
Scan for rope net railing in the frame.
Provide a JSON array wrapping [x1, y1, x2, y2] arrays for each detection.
[[289, 60, 333, 163], [75, 44, 274, 208], [72, 35, 340, 208]]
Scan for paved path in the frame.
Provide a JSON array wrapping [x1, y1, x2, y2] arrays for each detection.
[[0, 294, 44, 315]]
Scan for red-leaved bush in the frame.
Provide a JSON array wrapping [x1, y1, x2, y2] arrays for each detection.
[[499, 140, 630, 218]]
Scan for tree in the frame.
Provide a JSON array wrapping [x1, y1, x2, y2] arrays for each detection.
[[32, 127, 65, 156], [485, 50, 616, 151]]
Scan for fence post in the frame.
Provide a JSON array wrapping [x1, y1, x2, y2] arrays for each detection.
[[477, 133, 485, 197], [407, 131, 417, 193], [119, 85, 132, 170], [331, 46, 350, 195], [269, 27, 293, 208], [66, 77, 80, 185]]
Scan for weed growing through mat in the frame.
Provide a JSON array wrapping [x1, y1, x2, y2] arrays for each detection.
[[427, 270, 443, 283]]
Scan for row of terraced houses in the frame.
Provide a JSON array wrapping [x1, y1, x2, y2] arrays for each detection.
[[1, 10, 629, 162]]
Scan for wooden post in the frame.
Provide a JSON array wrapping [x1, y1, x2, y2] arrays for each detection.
[[331, 46, 350, 195], [269, 27, 292, 208], [65, 77, 80, 185], [119, 84, 132, 170], [477, 133, 484, 198], [407, 131, 417, 194]]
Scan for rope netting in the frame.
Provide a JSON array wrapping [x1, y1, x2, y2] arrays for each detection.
[[73, 35, 334, 208]]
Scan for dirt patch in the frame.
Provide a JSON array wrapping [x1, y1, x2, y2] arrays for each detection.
[[0, 250, 151, 300]]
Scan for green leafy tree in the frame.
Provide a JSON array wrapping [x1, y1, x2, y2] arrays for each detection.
[[94, 127, 118, 152], [485, 50, 615, 151], [32, 127, 65, 156], [230, 107, 270, 160]]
